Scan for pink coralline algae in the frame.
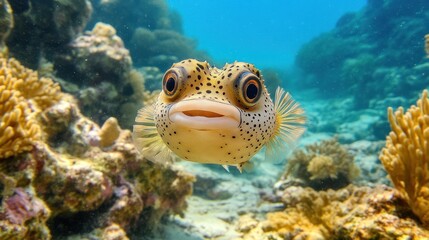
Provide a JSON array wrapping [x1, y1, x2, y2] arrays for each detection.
[[2, 188, 49, 225]]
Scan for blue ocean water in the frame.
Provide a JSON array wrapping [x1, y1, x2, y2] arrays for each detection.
[[2, 0, 429, 239], [167, 0, 366, 69]]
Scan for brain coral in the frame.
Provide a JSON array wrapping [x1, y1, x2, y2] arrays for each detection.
[[380, 89, 429, 226], [0, 56, 62, 159]]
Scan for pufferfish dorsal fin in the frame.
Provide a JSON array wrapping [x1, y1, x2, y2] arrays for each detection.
[[133, 104, 173, 165], [265, 87, 306, 163]]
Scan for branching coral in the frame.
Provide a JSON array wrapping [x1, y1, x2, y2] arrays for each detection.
[[4, 57, 63, 109], [379, 89, 429, 226], [0, 88, 39, 159], [284, 138, 359, 190], [0, 56, 63, 159]]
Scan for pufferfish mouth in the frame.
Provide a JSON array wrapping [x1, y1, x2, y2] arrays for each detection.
[[169, 99, 241, 130]]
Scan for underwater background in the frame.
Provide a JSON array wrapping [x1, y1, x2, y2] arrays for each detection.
[[0, 0, 429, 239]]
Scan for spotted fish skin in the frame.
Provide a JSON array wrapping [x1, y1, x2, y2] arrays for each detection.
[[154, 59, 276, 165], [133, 59, 306, 170]]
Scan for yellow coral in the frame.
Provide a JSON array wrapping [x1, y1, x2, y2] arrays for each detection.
[[285, 138, 359, 189], [3, 58, 63, 109], [307, 155, 338, 180], [101, 224, 129, 240], [237, 185, 429, 239], [262, 211, 328, 238], [0, 88, 40, 158], [92, 22, 117, 38], [99, 117, 121, 147], [0, 57, 62, 158], [380, 89, 429, 226]]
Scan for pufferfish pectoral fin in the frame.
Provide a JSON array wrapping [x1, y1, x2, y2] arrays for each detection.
[[265, 87, 306, 163], [133, 104, 173, 165]]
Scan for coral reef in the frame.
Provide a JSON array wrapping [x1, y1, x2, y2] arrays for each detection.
[[0, 88, 39, 159], [295, 0, 429, 108], [0, 56, 64, 159], [138, 66, 163, 92], [129, 27, 209, 70], [89, 0, 173, 42], [237, 184, 429, 239], [57, 22, 132, 86], [99, 117, 121, 148], [0, 56, 195, 239], [0, 0, 12, 53], [2, 0, 208, 131], [6, 0, 92, 68], [54, 23, 149, 128], [243, 89, 429, 240], [0, 186, 51, 240], [38, 96, 194, 238], [283, 138, 359, 190], [89, 0, 210, 71], [380, 89, 429, 226]]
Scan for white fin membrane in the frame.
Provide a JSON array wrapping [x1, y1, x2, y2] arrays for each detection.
[[265, 87, 306, 163], [133, 104, 173, 165]]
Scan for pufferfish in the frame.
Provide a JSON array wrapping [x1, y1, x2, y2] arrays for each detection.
[[133, 59, 306, 172]]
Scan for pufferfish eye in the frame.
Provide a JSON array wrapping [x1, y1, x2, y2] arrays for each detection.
[[162, 68, 184, 99], [235, 71, 262, 107]]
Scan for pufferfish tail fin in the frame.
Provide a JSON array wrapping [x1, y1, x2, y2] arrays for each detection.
[[265, 87, 306, 163], [133, 104, 173, 165]]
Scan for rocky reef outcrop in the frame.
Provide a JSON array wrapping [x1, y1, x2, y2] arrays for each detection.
[[0, 56, 194, 239], [237, 185, 429, 239], [6, 0, 92, 68], [2, 0, 208, 130], [88, 0, 210, 71], [295, 0, 429, 109], [234, 87, 429, 240], [53, 22, 154, 128]]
